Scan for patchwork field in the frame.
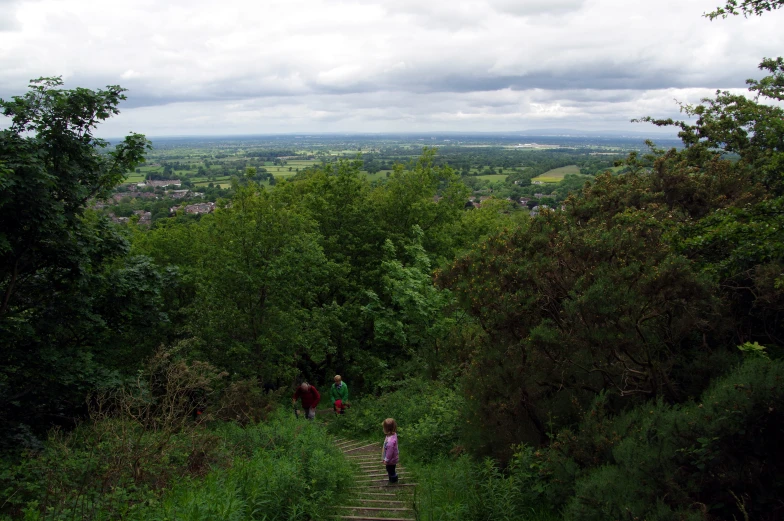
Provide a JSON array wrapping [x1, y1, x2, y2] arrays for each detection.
[[125, 173, 146, 183], [476, 174, 508, 182], [532, 164, 581, 183]]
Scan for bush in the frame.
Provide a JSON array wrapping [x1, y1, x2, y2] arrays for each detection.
[[2, 411, 354, 521], [563, 358, 784, 521], [412, 456, 560, 521], [0, 350, 227, 519], [326, 378, 464, 461], [124, 412, 354, 521], [217, 379, 281, 425], [0, 350, 352, 521]]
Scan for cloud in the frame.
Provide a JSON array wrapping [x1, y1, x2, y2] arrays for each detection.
[[0, 0, 782, 135], [489, 0, 587, 17], [0, 0, 21, 31]]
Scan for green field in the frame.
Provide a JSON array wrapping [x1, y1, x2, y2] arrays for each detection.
[[476, 174, 508, 182], [365, 171, 390, 182], [125, 173, 146, 183], [532, 164, 581, 183]]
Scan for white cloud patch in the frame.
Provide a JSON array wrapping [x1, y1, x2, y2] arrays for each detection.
[[0, 0, 22, 31], [0, 0, 782, 135]]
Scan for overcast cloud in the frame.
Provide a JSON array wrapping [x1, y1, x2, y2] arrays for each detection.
[[0, 0, 781, 136]]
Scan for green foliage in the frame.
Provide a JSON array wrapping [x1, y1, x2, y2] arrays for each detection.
[[363, 230, 458, 380], [0, 77, 157, 443], [0, 350, 228, 519], [561, 358, 784, 521], [133, 184, 334, 384], [1, 387, 352, 521], [738, 341, 769, 359], [439, 193, 720, 457], [705, 0, 784, 19], [119, 415, 353, 521], [412, 456, 560, 521], [371, 148, 471, 263], [327, 378, 464, 461]]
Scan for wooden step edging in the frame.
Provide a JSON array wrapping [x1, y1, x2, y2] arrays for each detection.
[[352, 494, 406, 505], [335, 516, 416, 521], [353, 483, 418, 489], [343, 443, 380, 453], [334, 506, 413, 512]]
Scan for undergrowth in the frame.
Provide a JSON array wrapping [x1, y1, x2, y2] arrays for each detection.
[[2, 411, 353, 521]]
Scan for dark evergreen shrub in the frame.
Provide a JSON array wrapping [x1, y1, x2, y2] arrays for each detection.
[[564, 358, 784, 521]]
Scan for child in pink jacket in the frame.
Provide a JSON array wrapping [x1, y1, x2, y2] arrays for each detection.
[[382, 418, 399, 484]]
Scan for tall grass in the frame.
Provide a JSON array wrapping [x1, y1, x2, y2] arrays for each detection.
[[4, 411, 354, 521], [411, 457, 560, 521]]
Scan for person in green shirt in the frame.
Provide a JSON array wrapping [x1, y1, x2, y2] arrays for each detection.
[[330, 375, 349, 415]]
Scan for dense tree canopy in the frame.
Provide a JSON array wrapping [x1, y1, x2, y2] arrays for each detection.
[[0, 78, 160, 443]]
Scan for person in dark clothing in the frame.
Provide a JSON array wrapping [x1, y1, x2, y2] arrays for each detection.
[[292, 382, 321, 420]]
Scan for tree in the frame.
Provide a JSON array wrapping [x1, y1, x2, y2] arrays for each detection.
[[706, 0, 784, 18], [0, 77, 151, 443], [371, 148, 471, 262], [363, 228, 458, 381]]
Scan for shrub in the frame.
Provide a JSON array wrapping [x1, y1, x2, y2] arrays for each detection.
[[0, 350, 227, 520], [125, 412, 354, 521], [217, 379, 281, 425], [327, 378, 464, 461], [2, 410, 354, 521], [412, 456, 560, 521], [563, 358, 784, 521]]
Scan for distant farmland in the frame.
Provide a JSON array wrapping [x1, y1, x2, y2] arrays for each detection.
[[476, 174, 508, 182], [532, 165, 580, 183]]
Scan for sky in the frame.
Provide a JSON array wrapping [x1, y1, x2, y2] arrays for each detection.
[[0, 0, 782, 137]]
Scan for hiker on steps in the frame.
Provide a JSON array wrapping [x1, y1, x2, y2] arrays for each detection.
[[292, 382, 321, 420], [382, 418, 399, 484], [330, 374, 349, 415]]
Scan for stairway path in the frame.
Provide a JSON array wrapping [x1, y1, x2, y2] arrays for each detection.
[[331, 437, 417, 521]]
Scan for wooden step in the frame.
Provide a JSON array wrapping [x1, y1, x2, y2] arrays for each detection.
[[334, 517, 414, 521], [350, 500, 405, 505], [335, 506, 413, 512], [354, 483, 418, 489], [344, 443, 380, 453], [356, 478, 409, 484], [337, 442, 366, 449]]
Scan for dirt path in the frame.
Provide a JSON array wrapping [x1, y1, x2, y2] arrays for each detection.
[[331, 437, 417, 521]]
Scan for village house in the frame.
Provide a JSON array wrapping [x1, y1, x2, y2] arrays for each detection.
[[140, 179, 181, 188], [184, 202, 216, 215], [133, 210, 152, 225], [111, 191, 156, 202], [168, 190, 191, 199], [108, 213, 129, 224]]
